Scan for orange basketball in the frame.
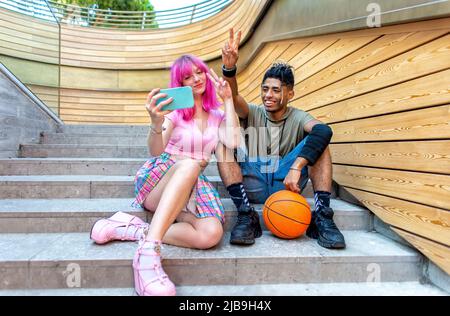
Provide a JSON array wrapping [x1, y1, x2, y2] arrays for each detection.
[[262, 190, 311, 239]]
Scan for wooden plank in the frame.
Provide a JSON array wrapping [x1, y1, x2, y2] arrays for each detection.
[[330, 104, 450, 142], [330, 140, 450, 174], [239, 43, 292, 96], [244, 38, 337, 102], [27, 85, 59, 95], [0, 27, 59, 46], [34, 94, 58, 103], [238, 42, 309, 85], [0, 47, 58, 64], [62, 102, 144, 110], [294, 30, 448, 99], [61, 114, 149, 124], [309, 69, 450, 123], [61, 97, 145, 105], [345, 188, 450, 246], [60, 109, 146, 117], [237, 43, 278, 84], [0, 9, 59, 34], [61, 103, 144, 111], [60, 89, 146, 98], [244, 38, 338, 101], [295, 35, 380, 84], [0, 39, 58, 57], [298, 34, 450, 111], [391, 227, 450, 275], [60, 58, 174, 69], [333, 165, 450, 210]]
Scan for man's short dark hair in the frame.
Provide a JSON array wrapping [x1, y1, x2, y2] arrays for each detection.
[[262, 62, 295, 89]]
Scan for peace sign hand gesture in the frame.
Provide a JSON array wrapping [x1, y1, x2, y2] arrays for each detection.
[[222, 28, 241, 69], [207, 68, 232, 101]]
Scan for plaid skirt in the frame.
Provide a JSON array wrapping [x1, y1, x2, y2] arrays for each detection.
[[132, 152, 225, 224]]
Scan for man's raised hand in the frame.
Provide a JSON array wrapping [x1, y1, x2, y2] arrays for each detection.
[[222, 28, 241, 69]]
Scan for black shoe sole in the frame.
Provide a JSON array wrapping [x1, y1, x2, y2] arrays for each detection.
[[317, 238, 346, 249], [230, 230, 263, 245], [230, 238, 256, 245]]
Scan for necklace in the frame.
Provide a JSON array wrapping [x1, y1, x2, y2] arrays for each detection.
[[264, 116, 287, 156]]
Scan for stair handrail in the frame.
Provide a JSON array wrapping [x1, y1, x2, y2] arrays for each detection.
[[0, 63, 63, 125]]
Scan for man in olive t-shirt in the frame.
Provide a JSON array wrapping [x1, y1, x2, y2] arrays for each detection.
[[216, 29, 345, 250], [235, 103, 314, 201]]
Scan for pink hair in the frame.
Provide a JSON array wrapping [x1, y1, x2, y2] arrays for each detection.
[[170, 54, 220, 121]]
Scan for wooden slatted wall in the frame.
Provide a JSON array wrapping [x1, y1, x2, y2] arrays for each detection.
[[60, 89, 148, 124], [237, 18, 450, 274], [0, 8, 59, 64], [59, 0, 268, 69], [0, 1, 269, 69]]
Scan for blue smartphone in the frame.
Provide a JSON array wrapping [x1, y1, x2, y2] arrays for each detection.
[[156, 86, 194, 111]]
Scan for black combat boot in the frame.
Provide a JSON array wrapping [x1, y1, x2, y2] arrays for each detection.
[[306, 206, 346, 249], [230, 205, 262, 245]]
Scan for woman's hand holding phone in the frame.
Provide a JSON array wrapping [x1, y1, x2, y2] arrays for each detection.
[[145, 88, 173, 126]]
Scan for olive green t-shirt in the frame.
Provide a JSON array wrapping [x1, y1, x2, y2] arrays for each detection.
[[239, 104, 315, 158]]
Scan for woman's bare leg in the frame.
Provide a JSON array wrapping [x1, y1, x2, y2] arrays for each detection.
[[142, 159, 223, 249], [142, 159, 201, 241], [162, 212, 223, 249]]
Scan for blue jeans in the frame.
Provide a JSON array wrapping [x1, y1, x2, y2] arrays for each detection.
[[237, 137, 309, 204]]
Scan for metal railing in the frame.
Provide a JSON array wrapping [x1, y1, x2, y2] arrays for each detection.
[[0, 0, 233, 29]]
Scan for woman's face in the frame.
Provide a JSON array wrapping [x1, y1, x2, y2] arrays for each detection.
[[182, 64, 206, 96]]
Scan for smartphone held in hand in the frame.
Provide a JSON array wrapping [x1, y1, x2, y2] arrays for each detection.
[[156, 86, 194, 111]]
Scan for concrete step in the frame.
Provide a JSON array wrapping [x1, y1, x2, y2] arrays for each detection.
[[0, 281, 446, 296], [0, 231, 421, 290], [40, 132, 148, 146], [0, 158, 218, 176], [58, 124, 149, 135], [0, 175, 330, 199], [0, 198, 370, 233], [20, 144, 150, 158]]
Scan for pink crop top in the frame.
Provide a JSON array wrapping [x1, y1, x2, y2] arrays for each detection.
[[164, 109, 225, 160]]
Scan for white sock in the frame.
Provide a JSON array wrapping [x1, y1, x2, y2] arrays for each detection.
[[115, 224, 147, 241], [136, 239, 170, 285]]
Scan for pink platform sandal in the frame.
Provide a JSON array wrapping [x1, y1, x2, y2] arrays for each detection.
[[90, 211, 148, 244], [133, 239, 176, 296]]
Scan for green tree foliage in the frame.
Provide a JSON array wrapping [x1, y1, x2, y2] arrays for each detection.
[[55, 0, 158, 28], [56, 0, 154, 12]]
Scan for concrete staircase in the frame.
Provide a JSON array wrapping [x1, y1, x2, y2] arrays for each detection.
[[0, 125, 447, 296]]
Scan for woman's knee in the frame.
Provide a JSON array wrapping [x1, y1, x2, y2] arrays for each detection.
[[195, 220, 223, 249]]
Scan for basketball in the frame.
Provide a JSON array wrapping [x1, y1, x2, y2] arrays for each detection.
[[262, 190, 311, 239]]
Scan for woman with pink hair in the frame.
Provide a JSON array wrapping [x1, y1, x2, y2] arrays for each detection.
[[90, 55, 240, 296]]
